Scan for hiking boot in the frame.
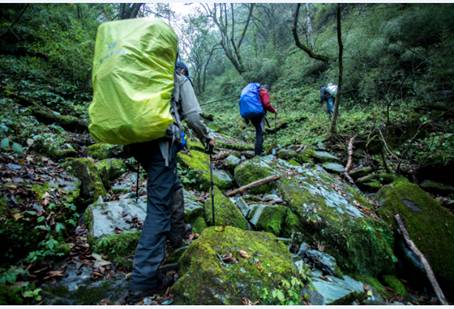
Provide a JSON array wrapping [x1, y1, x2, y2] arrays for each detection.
[[125, 273, 177, 304]]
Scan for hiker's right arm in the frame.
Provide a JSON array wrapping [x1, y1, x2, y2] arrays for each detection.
[[259, 88, 276, 113], [178, 77, 213, 146]]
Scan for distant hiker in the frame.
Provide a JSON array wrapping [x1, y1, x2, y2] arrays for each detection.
[[88, 19, 214, 303], [320, 83, 338, 117], [126, 60, 215, 302], [239, 83, 277, 156]]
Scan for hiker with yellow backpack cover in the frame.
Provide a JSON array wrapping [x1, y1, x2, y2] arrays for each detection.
[[88, 18, 214, 303]]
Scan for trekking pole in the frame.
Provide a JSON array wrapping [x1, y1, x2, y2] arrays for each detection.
[[135, 162, 140, 203], [208, 144, 215, 226]]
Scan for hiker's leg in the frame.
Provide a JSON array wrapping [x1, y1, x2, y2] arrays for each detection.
[[130, 143, 177, 291], [327, 96, 334, 115], [251, 117, 264, 156], [168, 182, 187, 247]]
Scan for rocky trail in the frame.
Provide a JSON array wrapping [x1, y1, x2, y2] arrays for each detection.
[[2, 105, 453, 305]]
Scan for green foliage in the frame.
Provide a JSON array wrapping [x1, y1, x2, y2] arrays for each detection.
[[260, 277, 305, 305], [0, 266, 42, 304]]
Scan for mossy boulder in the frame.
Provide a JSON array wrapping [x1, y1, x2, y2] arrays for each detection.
[[247, 204, 298, 237], [186, 138, 205, 152], [183, 190, 206, 233], [376, 178, 454, 291], [204, 187, 248, 229], [224, 154, 241, 170], [192, 216, 208, 234], [277, 164, 395, 276], [95, 158, 127, 189], [382, 275, 407, 297], [234, 157, 277, 194], [92, 231, 141, 269], [87, 143, 122, 160], [64, 158, 106, 204], [33, 132, 77, 159], [172, 226, 302, 304], [277, 146, 315, 164], [311, 150, 340, 163], [178, 150, 233, 190]]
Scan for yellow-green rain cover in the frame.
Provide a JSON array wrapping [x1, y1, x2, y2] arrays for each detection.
[[89, 18, 178, 145]]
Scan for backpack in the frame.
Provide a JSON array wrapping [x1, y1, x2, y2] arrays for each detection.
[[88, 18, 178, 145], [239, 83, 264, 118], [326, 83, 338, 97]]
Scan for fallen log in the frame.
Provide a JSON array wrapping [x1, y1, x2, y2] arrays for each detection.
[[394, 214, 448, 305], [225, 175, 280, 197], [8, 93, 88, 132]]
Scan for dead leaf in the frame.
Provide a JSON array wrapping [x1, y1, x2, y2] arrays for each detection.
[[12, 213, 24, 221], [221, 253, 238, 264], [42, 192, 51, 206], [239, 250, 250, 259], [43, 270, 64, 280], [241, 297, 259, 305]]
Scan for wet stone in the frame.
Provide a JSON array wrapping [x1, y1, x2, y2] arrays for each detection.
[[298, 242, 338, 276], [312, 151, 339, 163], [322, 162, 345, 174], [304, 270, 366, 305]]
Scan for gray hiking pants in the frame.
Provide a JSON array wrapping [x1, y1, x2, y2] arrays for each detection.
[[127, 140, 186, 291]]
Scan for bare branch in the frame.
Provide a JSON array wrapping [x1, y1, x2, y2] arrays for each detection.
[[292, 4, 330, 63], [237, 4, 254, 49]]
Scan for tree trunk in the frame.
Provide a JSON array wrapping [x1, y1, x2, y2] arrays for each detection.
[[329, 4, 343, 136], [119, 3, 143, 19]]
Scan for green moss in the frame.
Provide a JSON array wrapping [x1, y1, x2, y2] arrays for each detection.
[[172, 226, 302, 304], [33, 132, 77, 159], [382, 275, 407, 297], [353, 275, 388, 298], [234, 157, 276, 194], [95, 158, 127, 188], [192, 216, 207, 234], [92, 231, 140, 269], [297, 146, 315, 164], [282, 209, 300, 237], [248, 205, 287, 236], [204, 187, 248, 230], [187, 138, 205, 152], [31, 183, 49, 200], [87, 143, 121, 160], [63, 158, 106, 204], [178, 150, 233, 190], [377, 178, 454, 291], [277, 166, 395, 276]]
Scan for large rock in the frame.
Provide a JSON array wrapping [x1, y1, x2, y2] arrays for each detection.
[[87, 143, 122, 160], [377, 178, 454, 292], [178, 150, 233, 190], [33, 132, 77, 159], [84, 195, 146, 267], [172, 227, 303, 304], [303, 270, 366, 305], [204, 187, 248, 229], [95, 158, 127, 189], [247, 204, 299, 237], [64, 158, 106, 204], [311, 151, 340, 163], [277, 164, 395, 276], [234, 157, 277, 194]]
